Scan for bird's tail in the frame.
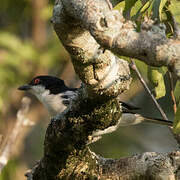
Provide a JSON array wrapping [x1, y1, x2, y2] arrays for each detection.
[[120, 102, 173, 126], [119, 113, 173, 126], [144, 116, 173, 126]]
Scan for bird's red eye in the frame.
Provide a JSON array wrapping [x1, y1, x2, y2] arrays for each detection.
[[34, 78, 40, 84]]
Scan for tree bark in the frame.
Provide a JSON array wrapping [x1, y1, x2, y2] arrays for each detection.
[[31, 0, 47, 48], [26, 0, 180, 179]]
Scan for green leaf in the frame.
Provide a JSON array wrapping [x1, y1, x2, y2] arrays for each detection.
[[168, 0, 180, 24], [124, 0, 138, 10], [173, 102, 180, 134], [114, 1, 125, 11], [159, 0, 168, 21], [140, 0, 152, 13], [132, 0, 152, 21], [147, 66, 167, 99], [137, 0, 167, 21], [151, 0, 167, 21], [123, 0, 138, 17], [152, 0, 161, 19], [174, 80, 180, 104]]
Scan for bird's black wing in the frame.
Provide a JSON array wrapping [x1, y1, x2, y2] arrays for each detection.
[[120, 101, 140, 114], [61, 88, 78, 106]]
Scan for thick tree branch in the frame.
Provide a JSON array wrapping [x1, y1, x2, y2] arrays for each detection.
[[26, 93, 122, 179], [97, 151, 180, 179], [52, 0, 131, 98], [58, 0, 180, 79], [27, 88, 180, 179]]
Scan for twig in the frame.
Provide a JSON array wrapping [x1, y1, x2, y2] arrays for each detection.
[[106, 0, 113, 10], [0, 97, 31, 173], [168, 71, 177, 114], [130, 59, 168, 121], [0, 135, 3, 147]]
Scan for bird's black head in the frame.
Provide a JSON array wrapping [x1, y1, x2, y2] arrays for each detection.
[[18, 75, 69, 94]]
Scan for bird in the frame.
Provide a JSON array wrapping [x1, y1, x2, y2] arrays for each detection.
[[18, 75, 172, 137], [18, 75, 77, 116]]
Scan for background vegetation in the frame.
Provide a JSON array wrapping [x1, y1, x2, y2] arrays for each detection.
[[0, 0, 179, 179]]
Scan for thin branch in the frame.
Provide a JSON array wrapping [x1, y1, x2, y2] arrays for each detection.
[[130, 62, 180, 146], [0, 135, 3, 147], [105, 0, 113, 10], [0, 97, 31, 173], [130, 59, 168, 121], [168, 71, 177, 114]]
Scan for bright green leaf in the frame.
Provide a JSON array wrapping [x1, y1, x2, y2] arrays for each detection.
[[130, 0, 143, 19], [159, 0, 168, 21], [174, 80, 180, 104], [140, 0, 152, 13], [114, 1, 125, 11], [168, 0, 180, 24], [147, 66, 167, 99], [132, 0, 152, 21], [173, 102, 180, 134], [123, 0, 138, 18]]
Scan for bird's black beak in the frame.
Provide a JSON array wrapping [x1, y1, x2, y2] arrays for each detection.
[[18, 84, 31, 91]]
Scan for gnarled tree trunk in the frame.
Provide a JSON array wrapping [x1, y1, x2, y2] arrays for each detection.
[[26, 0, 180, 179]]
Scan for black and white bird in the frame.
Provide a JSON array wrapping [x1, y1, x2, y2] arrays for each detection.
[[18, 75, 172, 136], [18, 76, 77, 116]]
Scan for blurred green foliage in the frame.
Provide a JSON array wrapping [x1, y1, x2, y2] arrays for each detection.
[[169, 0, 180, 24], [0, 0, 69, 113], [0, 160, 17, 180], [0, 31, 67, 112], [0, 0, 69, 178]]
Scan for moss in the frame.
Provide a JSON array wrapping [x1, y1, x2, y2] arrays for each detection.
[[41, 95, 122, 179], [78, 98, 121, 131], [55, 97, 122, 152], [57, 148, 99, 179]]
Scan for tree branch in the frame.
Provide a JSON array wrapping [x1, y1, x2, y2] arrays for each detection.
[[0, 97, 31, 173], [52, 0, 132, 98], [130, 59, 168, 121], [97, 151, 180, 179], [57, 0, 180, 79]]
